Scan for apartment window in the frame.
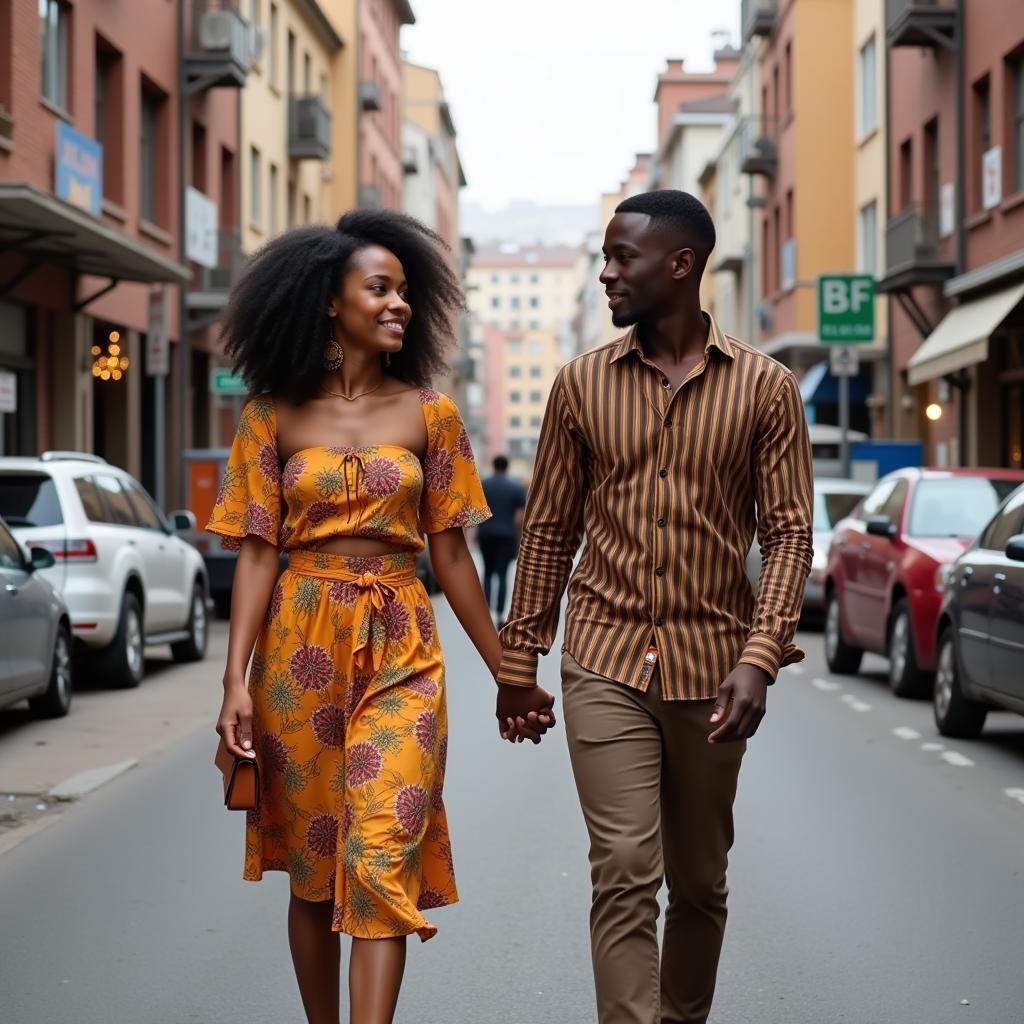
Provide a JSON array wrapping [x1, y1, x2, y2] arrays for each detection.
[[529, 390, 543, 403], [858, 35, 878, 139], [510, 274, 520, 284], [303, 193, 311, 224], [95, 40, 123, 201], [269, 4, 279, 85], [772, 64, 779, 122], [529, 320, 540, 330], [140, 86, 165, 224], [529, 297, 539, 308], [511, 296, 521, 310], [529, 273, 539, 284], [772, 205, 781, 291], [761, 218, 771, 298], [287, 180, 296, 229], [491, 274, 499, 284], [509, 366, 522, 378], [530, 341, 544, 356], [508, 340, 523, 355], [250, 146, 262, 225], [924, 117, 940, 222], [490, 296, 500, 309], [509, 391, 522, 404], [303, 52, 311, 93], [220, 146, 236, 229], [510, 319, 521, 329], [268, 163, 278, 235], [249, 0, 261, 26], [40, 0, 69, 110], [320, 72, 328, 99], [1013, 55, 1024, 193], [529, 366, 542, 379], [510, 416, 522, 429], [287, 30, 296, 93], [784, 41, 792, 115], [857, 200, 878, 276], [898, 139, 913, 210], [975, 75, 992, 209]]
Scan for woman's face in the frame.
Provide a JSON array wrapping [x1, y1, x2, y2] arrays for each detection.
[[330, 245, 411, 360]]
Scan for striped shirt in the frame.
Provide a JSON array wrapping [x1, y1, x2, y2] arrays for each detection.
[[497, 315, 814, 701]]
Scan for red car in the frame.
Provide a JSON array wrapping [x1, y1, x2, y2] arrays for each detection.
[[823, 468, 1024, 697]]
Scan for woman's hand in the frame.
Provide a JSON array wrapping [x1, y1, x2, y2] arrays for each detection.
[[217, 681, 256, 759]]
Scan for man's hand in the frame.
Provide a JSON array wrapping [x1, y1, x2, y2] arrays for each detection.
[[708, 664, 770, 744], [496, 683, 557, 744]]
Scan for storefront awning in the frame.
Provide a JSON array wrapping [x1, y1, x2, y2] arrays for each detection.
[[799, 361, 871, 405], [907, 281, 1024, 386], [0, 182, 189, 286]]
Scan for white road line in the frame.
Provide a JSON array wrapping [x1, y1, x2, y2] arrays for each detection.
[[787, 665, 805, 675], [920, 742, 945, 752], [1004, 788, 1024, 807], [838, 693, 871, 712], [940, 751, 975, 768], [892, 726, 921, 741], [813, 677, 842, 692], [48, 760, 138, 800]]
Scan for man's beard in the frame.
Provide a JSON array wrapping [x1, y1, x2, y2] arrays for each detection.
[[611, 306, 642, 329]]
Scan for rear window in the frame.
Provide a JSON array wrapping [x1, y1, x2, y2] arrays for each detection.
[[908, 478, 1023, 538], [813, 491, 865, 530], [0, 473, 64, 528]]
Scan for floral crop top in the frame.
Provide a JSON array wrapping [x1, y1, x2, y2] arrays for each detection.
[[206, 388, 491, 554]]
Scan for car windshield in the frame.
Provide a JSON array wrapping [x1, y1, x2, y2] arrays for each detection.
[[0, 474, 63, 528], [813, 490, 864, 531], [908, 478, 1023, 538]]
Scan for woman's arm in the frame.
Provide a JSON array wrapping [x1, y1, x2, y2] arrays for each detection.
[[216, 536, 280, 758]]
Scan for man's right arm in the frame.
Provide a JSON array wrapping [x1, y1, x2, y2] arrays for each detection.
[[497, 368, 587, 688]]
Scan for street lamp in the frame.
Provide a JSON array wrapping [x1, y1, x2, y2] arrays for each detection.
[[925, 402, 943, 422]]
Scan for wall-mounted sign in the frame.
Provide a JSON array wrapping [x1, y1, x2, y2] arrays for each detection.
[[186, 187, 218, 269], [55, 122, 102, 217], [939, 182, 955, 239], [147, 286, 169, 377], [982, 147, 1002, 211], [818, 275, 875, 344]]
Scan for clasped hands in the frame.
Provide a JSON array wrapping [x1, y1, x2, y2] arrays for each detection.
[[495, 682, 557, 744]]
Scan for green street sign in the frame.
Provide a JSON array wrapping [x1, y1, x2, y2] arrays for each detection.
[[817, 274, 875, 344], [210, 369, 248, 395]]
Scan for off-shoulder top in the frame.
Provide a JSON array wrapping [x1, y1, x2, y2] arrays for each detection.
[[205, 388, 491, 554]]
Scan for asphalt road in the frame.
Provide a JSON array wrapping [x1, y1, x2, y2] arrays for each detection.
[[2, 604, 1024, 1024]]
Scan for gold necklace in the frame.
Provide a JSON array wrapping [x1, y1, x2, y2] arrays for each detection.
[[321, 380, 387, 402]]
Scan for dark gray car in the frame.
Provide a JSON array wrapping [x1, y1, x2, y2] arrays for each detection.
[[0, 517, 73, 718], [933, 484, 1024, 737]]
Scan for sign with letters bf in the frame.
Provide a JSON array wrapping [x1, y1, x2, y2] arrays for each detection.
[[817, 275, 875, 344]]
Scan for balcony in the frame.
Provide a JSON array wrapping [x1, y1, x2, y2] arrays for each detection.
[[359, 81, 382, 113], [742, 0, 777, 43], [886, 0, 957, 50], [358, 184, 382, 209], [289, 95, 331, 162], [185, 1, 251, 94], [738, 116, 778, 177], [187, 228, 245, 312], [877, 203, 955, 293]]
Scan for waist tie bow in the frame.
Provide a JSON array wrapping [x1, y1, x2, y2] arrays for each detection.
[[351, 571, 400, 673]]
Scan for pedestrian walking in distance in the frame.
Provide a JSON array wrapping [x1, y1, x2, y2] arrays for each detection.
[[477, 455, 527, 627], [208, 210, 556, 1024], [497, 190, 814, 1024]]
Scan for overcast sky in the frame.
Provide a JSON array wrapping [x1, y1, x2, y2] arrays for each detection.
[[402, 0, 741, 211]]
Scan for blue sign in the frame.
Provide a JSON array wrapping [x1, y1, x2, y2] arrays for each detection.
[[55, 122, 102, 217]]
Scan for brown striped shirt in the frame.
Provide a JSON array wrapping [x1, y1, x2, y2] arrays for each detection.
[[496, 315, 814, 701]]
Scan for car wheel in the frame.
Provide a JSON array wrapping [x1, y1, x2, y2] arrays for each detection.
[[933, 628, 987, 738], [171, 582, 208, 663], [28, 623, 73, 719], [100, 591, 146, 689], [212, 593, 232, 620], [888, 598, 930, 698], [824, 591, 863, 674]]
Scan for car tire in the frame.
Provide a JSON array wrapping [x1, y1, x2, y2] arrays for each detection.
[[824, 591, 863, 674], [933, 628, 987, 738], [212, 593, 232, 620], [100, 591, 146, 689], [172, 582, 208, 663], [888, 598, 931, 698], [28, 623, 73, 719]]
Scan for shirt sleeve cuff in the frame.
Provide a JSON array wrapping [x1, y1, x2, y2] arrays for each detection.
[[738, 634, 787, 681], [496, 648, 539, 688]]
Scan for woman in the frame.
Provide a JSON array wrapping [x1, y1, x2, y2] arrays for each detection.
[[208, 210, 555, 1024]]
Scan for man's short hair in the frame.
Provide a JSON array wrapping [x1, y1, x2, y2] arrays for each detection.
[[615, 189, 716, 271], [493, 455, 509, 472]]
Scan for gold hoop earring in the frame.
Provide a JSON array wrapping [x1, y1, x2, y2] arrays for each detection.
[[324, 325, 344, 371]]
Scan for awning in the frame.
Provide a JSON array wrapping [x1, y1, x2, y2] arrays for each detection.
[[799, 360, 871, 405], [0, 182, 189, 285], [907, 281, 1024, 386]]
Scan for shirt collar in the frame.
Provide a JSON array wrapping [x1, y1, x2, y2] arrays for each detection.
[[609, 314, 737, 364]]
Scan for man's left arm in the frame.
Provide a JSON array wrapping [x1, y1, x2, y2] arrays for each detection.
[[710, 373, 814, 743]]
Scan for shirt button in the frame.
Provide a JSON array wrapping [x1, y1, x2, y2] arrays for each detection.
[[659, 468, 668, 478], [655, 617, 665, 627], [662, 378, 670, 389], [657, 517, 666, 528], [655, 567, 665, 577]]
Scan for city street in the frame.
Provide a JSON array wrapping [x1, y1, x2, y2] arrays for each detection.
[[2, 601, 1024, 1024]]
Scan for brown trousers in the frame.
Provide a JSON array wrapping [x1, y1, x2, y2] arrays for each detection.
[[561, 653, 745, 1024]]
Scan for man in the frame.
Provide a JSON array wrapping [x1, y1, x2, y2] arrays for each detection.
[[477, 455, 527, 626], [495, 190, 813, 1024]]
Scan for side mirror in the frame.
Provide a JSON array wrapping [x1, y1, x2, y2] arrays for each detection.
[[28, 546, 56, 571], [170, 510, 197, 534], [865, 515, 897, 539], [1006, 535, 1024, 563]]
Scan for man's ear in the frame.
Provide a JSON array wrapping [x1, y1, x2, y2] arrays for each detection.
[[670, 248, 697, 281]]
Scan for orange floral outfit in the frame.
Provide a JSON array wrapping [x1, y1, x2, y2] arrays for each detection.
[[206, 389, 490, 940]]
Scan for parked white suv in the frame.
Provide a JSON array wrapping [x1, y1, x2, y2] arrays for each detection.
[[0, 453, 209, 688]]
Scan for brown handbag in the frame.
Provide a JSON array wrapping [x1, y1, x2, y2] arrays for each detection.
[[214, 738, 260, 811]]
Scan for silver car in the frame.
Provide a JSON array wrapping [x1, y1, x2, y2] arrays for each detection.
[[747, 477, 871, 613], [0, 516, 73, 718]]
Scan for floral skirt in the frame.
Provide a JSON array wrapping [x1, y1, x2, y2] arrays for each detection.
[[245, 550, 456, 941]]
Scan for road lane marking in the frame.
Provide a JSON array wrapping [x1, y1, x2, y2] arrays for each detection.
[[787, 665, 804, 675], [892, 727, 921, 740], [48, 760, 138, 800], [921, 742, 945, 752], [812, 677, 842, 691], [1004, 788, 1024, 807], [839, 694, 872, 711], [940, 751, 975, 767]]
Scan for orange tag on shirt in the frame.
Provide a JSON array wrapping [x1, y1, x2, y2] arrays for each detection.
[[638, 646, 658, 687]]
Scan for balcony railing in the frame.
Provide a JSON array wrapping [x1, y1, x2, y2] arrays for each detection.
[[878, 202, 955, 292], [289, 95, 331, 161], [359, 81, 382, 112], [188, 228, 245, 311], [885, 0, 957, 50], [186, 1, 251, 93], [738, 116, 778, 177], [741, 0, 777, 43]]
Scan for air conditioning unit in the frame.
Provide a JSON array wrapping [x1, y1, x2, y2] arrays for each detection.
[[248, 25, 266, 69], [199, 10, 235, 51]]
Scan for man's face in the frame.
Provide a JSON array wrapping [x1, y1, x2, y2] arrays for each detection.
[[599, 213, 692, 328]]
